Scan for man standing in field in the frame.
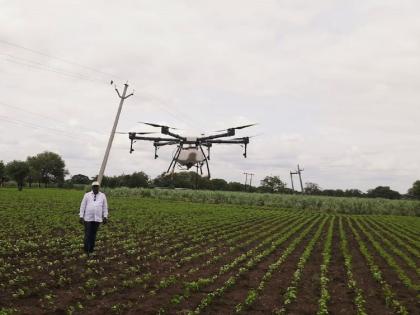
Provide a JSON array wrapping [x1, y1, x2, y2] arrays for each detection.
[[79, 181, 108, 255]]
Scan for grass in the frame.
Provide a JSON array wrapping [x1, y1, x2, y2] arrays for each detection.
[[103, 187, 420, 216]]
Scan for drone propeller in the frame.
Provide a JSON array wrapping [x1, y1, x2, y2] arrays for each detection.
[[116, 131, 155, 135], [214, 123, 257, 132], [138, 122, 180, 130]]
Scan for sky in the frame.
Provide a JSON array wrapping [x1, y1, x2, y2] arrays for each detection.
[[1, 0, 420, 193]]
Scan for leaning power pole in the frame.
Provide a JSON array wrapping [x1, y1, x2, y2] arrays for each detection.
[[290, 171, 296, 192], [290, 164, 304, 193], [297, 164, 304, 193], [97, 83, 133, 185]]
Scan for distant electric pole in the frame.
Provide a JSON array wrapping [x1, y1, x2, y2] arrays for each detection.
[[97, 82, 133, 185], [243, 172, 249, 190], [290, 164, 304, 193], [297, 164, 304, 193], [249, 173, 254, 189], [243, 172, 254, 191], [290, 171, 295, 192]]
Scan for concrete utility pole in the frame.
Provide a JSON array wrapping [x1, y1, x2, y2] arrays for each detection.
[[297, 164, 304, 193], [290, 164, 304, 193], [243, 172, 254, 191], [97, 83, 133, 185], [290, 171, 295, 192], [243, 172, 249, 190], [249, 173, 254, 189]]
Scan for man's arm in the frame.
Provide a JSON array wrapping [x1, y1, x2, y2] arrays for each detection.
[[79, 194, 88, 219]]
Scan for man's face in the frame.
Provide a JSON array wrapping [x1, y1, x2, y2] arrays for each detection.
[[92, 185, 99, 194]]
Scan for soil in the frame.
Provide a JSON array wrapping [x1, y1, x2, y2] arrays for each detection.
[[2, 215, 419, 315]]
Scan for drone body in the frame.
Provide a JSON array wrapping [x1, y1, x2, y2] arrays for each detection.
[[127, 122, 255, 178], [177, 145, 206, 168]]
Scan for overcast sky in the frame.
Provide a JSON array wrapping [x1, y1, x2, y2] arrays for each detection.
[[1, 0, 420, 193]]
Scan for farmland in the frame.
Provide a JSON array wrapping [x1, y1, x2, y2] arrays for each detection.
[[0, 189, 419, 314]]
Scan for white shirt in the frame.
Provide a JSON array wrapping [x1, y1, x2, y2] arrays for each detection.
[[79, 191, 108, 222]]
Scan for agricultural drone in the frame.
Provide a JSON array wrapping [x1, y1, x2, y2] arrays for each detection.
[[124, 122, 256, 178]]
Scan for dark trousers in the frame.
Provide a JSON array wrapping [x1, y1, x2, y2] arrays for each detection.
[[84, 221, 100, 253]]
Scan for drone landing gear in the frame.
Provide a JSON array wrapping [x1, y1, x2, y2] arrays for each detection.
[[154, 144, 159, 159], [199, 145, 211, 178], [129, 139, 135, 153], [166, 146, 182, 176]]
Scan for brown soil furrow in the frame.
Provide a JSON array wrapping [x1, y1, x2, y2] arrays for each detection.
[[364, 218, 420, 262], [202, 219, 321, 314], [360, 219, 420, 281], [343, 219, 394, 315], [93, 216, 310, 314], [350, 218, 420, 314], [324, 218, 357, 315], [161, 217, 319, 314], [251, 220, 328, 315]]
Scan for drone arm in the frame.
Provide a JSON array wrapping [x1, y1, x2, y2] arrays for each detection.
[[161, 127, 187, 141], [205, 139, 246, 144], [154, 141, 180, 147], [130, 135, 178, 142], [206, 137, 249, 158]]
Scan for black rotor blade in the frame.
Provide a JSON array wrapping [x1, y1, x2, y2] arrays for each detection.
[[214, 123, 257, 132], [235, 123, 257, 130], [138, 122, 180, 130]]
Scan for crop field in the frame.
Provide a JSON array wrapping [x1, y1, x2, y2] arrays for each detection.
[[0, 189, 419, 315]]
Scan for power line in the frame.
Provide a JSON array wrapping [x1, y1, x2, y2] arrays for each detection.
[[0, 114, 83, 140], [1, 54, 200, 130], [0, 39, 206, 133], [0, 54, 106, 84], [0, 38, 122, 80], [153, 103, 200, 131], [0, 101, 106, 136]]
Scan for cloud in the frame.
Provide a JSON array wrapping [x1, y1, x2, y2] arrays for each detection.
[[1, 1, 420, 193]]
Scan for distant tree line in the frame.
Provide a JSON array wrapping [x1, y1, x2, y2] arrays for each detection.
[[2, 152, 420, 200], [0, 151, 67, 190]]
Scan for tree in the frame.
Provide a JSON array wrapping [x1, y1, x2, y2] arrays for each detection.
[[71, 174, 91, 185], [210, 178, 228, 191], [344, 189, 364, 198], [172, 172, 195, 189], [367, 186, 401, 200], [27, 151, 68, 187], [153, 173, 174, 188], [152, 171, 212, 189], [407, 180, 420, 199], [0, 160, 4, 186], [260, 176, 287, 193], [5, 160, 30, 190], [122, 172, 150, 188], [228, 181, 245, 192], [304, 182, 322, 195]]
